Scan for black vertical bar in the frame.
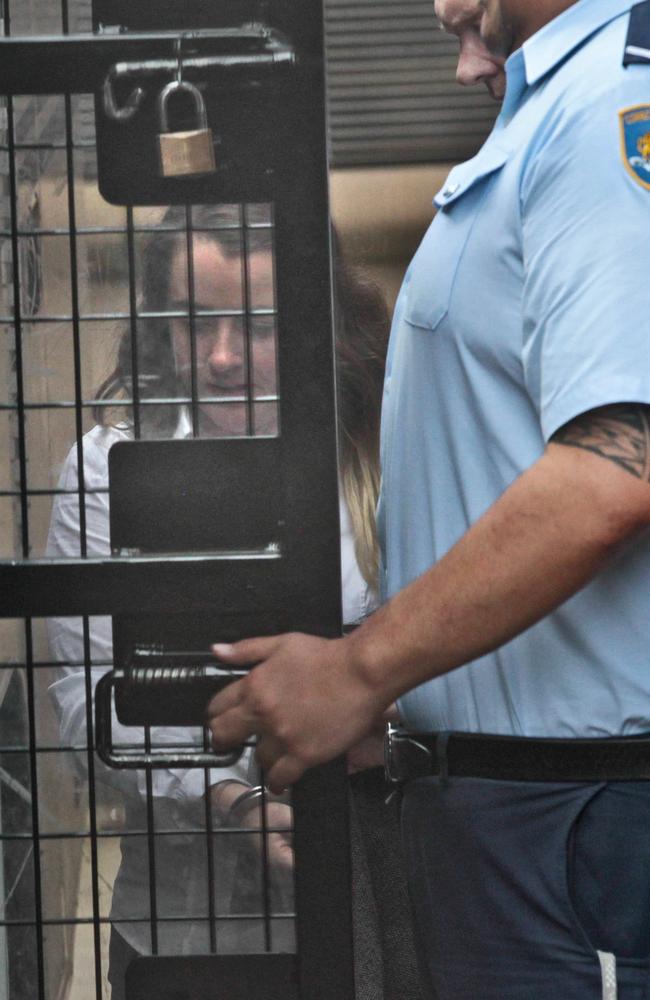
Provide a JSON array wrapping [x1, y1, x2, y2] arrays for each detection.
[[63, 126, 88, 555], [4, 39, 29, 564], [81, 622, 104, 1000], [61, 2, 104, 994], [258, 770, 273, 952], [293, 762, 354, 1000], [271, 0, 351, 989], [130, 204, 158, 958], [125, 207, 141, 439], [143, 745, 159, 955], [5, 32, 46, 996], [240, 204, 255, 436], [185, 205, 200, 437], [23, 624, 46, 1000], [201, 753, 217, 952], [267, 204, 280, 431], [6, 74, 48, 1000]]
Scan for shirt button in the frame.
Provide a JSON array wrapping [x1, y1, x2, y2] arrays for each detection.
[[443, 182, 459, 198]]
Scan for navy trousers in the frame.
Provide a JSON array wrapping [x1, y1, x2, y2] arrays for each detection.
[[108, 928, 138, 1000], [402, 777, 650, 999]]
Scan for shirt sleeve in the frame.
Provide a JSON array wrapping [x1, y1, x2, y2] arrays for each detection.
[[46, 428, 249, 808], [520, 75, 650, 441]]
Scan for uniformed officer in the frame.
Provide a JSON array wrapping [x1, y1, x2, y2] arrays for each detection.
[[208, 1, 650, 995]]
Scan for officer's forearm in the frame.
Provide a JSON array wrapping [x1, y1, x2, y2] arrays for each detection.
[[348, 442, 650, 702], [207, 412, 650, 789]]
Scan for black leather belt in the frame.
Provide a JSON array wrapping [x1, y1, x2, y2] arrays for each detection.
[[384, 726, 650, 785]]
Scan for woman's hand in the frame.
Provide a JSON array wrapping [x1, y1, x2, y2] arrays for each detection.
[[236, 798, 294, 874], [211, 781, 294, 873]]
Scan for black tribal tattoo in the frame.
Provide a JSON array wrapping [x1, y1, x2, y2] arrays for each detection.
[[552, 404, 650, 482]]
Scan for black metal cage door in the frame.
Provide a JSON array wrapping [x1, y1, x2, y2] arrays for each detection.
[[0, 1, 354, 997]]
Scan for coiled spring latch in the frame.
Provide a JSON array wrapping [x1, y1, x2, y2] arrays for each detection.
[[95, 648, 248, 769]]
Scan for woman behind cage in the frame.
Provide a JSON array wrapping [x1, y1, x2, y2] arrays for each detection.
[[46, 203, 422, 1000]]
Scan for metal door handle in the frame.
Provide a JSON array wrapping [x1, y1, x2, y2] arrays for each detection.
[[95, 658, 248, 769]]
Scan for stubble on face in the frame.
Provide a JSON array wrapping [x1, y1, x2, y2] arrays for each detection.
[[480, 0, 576, 56], [478, 0, 521, 58]]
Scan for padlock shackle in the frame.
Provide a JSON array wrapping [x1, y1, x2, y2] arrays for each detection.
[[158, 79, 208, 133]]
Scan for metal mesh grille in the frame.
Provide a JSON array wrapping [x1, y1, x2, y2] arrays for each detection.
[[0, 5, 294, 994]]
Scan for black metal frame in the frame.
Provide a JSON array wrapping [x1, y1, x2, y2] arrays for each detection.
[[0, 28, 294, 95], [0, 2, 354, 998]]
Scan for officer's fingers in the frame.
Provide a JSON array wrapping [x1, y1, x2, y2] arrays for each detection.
[[209, 704, 257, 750], [255, 731, 286, 775], [209, 634, 297, 725], [205, 673, 245, 720], [265, 755, 307, 795], [211, 636, 282, 667]]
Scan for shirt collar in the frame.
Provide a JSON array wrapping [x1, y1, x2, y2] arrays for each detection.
[[521, 0, 634, 85], [498, 0, 634, 119]]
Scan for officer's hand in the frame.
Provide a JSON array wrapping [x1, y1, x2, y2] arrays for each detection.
[[347, 730, 385, 774], [206, 632, 386, 793]]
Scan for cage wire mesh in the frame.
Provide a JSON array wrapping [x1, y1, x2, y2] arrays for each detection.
[[0, 4, 294, 997]]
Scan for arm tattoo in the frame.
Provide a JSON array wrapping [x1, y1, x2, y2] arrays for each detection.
[[551, 404, 650, 481]]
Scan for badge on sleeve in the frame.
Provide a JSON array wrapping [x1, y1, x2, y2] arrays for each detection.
[[620, 105, 650, 189]]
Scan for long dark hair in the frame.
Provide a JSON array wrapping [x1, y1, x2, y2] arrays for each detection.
[[332, 234, 389, 590], [95, 204, 389, 588]]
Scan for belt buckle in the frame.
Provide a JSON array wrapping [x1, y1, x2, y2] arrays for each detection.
[[384, 723, 434, 785]]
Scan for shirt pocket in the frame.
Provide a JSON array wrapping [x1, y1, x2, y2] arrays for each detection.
[[404, 143, 511, 332]]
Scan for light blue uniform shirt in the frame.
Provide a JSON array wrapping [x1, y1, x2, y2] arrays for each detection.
[[379, 0, 650, 737]]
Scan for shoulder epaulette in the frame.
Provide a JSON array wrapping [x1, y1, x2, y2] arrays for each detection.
[[624, 0, 650, 65]]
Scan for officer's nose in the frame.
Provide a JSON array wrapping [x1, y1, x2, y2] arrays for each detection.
[[456, 44, 496, 88]]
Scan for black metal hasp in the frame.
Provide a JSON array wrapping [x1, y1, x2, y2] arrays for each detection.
[[0, 24, 296, 97], [103, 27, 295, 122]]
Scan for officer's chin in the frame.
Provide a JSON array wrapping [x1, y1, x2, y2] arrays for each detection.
[[486, 80, 506, 102]]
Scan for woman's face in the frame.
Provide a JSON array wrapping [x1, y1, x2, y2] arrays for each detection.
[[169, 238, 278, 437]]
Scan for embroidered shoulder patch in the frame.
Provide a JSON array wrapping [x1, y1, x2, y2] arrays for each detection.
[[620, 105, 650, 189]]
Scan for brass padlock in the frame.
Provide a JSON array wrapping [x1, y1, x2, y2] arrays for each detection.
[[157, 80, 216, 178]]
